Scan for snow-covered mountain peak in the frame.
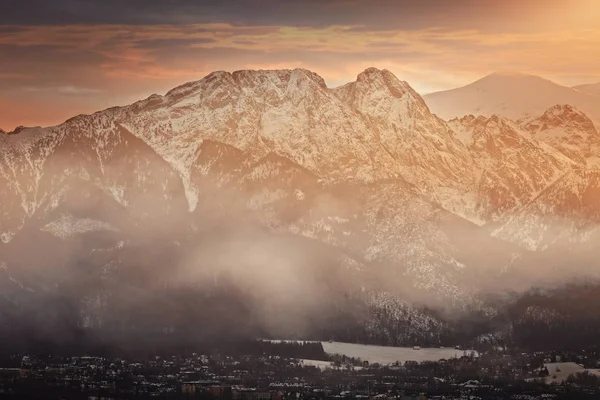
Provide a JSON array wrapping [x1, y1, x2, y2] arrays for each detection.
[[424, 72, 600, 123], [544, 103, 578, 115], [3, 125, 36, 136], [573, 82, 600, 96], [160, 70, 234, 104], [526, 104, 598, 136], [162, 68, 330, 104], [521, 105, 599, 165], [12, 125, 28, 134], [357, 67, 400, 83], [352, 67, 418, 100], [333, 67, 435, 124], [475, 71, 554, 88], [129, 94, 166, 114], [487, 71, 531, 78]]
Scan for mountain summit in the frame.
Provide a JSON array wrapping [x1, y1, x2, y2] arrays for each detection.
[[574, 82, 600, 96], [424, 72, 600, 123]]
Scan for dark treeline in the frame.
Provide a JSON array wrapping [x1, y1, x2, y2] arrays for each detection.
[[507, 283, 600, 351], [231, 341, 327, 360], [315, 281, 600, 353], [0, 330, 327, 362]]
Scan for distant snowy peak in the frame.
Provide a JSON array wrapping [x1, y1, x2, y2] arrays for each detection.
[[486, 71, 531, 78], [478, 71, 551, 83], [573, 82, 600, 96], [424, 72, 600, 123]]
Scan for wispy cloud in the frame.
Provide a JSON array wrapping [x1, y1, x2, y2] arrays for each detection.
[[23, 85, 104, 95], [1, 24, 599, 77]]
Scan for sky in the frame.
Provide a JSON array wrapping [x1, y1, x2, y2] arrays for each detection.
[[1, 0, 600, 130]]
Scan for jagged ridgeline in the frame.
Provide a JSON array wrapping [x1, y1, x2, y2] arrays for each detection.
[[1, 68, 600, 351]]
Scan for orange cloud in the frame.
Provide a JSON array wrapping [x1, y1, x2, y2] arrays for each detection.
[[1, 23, 599, 77]]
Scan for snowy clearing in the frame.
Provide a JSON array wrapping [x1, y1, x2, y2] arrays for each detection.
[[262, 340, 476, 365]]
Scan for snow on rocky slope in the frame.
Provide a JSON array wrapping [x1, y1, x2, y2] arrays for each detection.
[[332, 68, 477, 221], [40, 213, 118, 240], [482, 105, 600, 250], [493, 167, 600, 251], [448, 114, 576, 221], [0, 127, 64, 242]]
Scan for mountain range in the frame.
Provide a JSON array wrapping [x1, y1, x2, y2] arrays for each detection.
[[1, 67, 600, 349]]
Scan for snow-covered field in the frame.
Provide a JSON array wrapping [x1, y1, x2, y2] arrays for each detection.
[[322, 342, 474, 364], [543, 362, 600, 384], [264, 340, 475, 364], [299, 359, 335, 370], [298, 359, 364, 371]]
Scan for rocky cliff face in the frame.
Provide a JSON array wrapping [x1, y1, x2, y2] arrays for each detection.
[[448, 115, 575, 222]]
